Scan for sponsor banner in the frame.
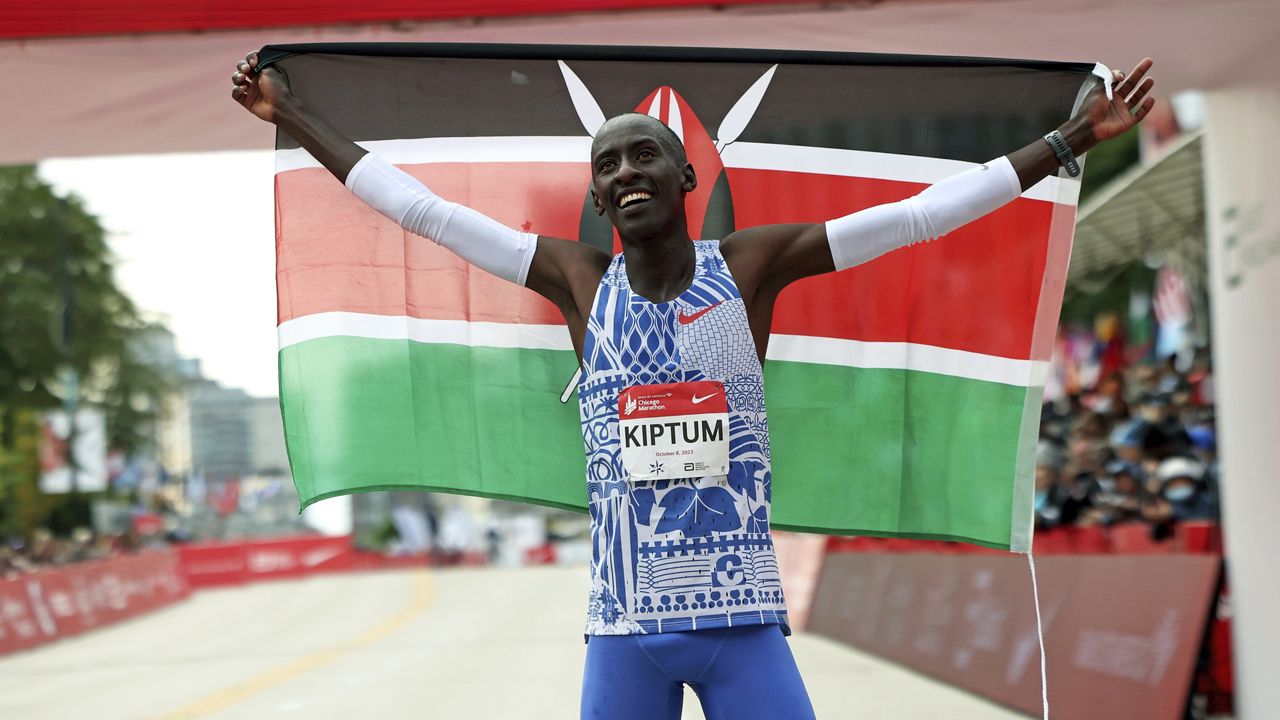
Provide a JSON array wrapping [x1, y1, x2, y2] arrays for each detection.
[[38, 409, 108, 494], [176, 534, 355, 588], [808, 553, 1220, 720], [0, 550, 190, 657]]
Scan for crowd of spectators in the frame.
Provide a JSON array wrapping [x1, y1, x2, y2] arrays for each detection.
[[1036, 350, 1218, 536], [0, 526, 158, 580], [0, 488, 183, 580]]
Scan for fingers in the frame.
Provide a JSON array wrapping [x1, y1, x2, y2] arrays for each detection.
[[232, 55, 254, 104], [232, 51, 263, 107], [1127, 76, 1155, 111], [1133, 96, 1156, 123], [1114, 57, 1153, 98]]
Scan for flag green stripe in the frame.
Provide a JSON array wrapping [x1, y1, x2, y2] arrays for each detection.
[[281, 336, 1030, 549], [279, 336, 586, 511], [765, 360, 1028, 549]]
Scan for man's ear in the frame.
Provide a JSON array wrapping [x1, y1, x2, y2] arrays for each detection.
[[590, 187, 606, 216], [681, 163, 698, 193]]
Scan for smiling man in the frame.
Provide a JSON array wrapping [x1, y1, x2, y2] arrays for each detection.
[[233, 51, 1154, 720]]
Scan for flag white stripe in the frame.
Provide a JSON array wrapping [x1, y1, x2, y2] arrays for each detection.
[[766, 334, 1049, 388], [278, 312, 1047, 387], [274, 136, 1078, 206], [273, 137, 593, 174], [276, 312, 573, 352], [719, 142, 1079, 206]]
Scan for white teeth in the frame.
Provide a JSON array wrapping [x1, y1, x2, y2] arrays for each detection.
[[618, 192, 652, 208]]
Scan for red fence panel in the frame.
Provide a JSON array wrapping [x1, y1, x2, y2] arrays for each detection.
[[175, 535, 356, 588], [826, 523, 1222, 556], [0, 550, 190, 657], [808, 552, 1221, 720]]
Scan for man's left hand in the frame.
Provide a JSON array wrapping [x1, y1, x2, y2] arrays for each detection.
[[1077, 57, 1156, 147]]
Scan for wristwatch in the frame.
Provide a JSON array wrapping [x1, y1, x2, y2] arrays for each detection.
[[1043, 130, 1081, 177]]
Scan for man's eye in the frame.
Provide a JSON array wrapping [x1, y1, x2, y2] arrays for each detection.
[[598, 161, 616, 173], [638, 149, 654, 160]]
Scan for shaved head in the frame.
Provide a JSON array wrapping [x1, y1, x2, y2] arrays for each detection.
[[592, 113, 687, 166]]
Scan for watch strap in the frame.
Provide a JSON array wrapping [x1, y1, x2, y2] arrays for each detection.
[[1043, 129, 1081, 178]]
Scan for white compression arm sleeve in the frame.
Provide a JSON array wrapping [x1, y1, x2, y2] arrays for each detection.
[[825, 156, 1023, 271], [345, 152, 538, 286]]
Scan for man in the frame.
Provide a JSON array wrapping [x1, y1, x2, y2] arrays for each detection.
[[233, 51, 1154, 719]]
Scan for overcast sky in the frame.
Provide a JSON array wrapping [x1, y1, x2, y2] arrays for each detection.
[[39, 151, 282, 398]]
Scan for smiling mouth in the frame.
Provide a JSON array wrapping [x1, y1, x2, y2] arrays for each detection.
[[617, 191, 652, 209]]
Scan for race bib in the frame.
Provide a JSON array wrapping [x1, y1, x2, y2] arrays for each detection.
[[619, 380, 730, 481]]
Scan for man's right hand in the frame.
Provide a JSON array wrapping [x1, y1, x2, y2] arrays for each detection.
[[232, 51, 291, 124]]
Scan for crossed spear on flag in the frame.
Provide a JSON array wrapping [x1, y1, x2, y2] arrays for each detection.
[[555, 61, 780, 403]]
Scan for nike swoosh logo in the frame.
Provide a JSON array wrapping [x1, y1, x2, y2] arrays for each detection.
[[301, 546, 345, 567], [678, 302, 723, 325], [691, 393, 719, 404]]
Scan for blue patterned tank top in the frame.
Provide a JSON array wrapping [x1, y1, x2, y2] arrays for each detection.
[[578, 240, 789, 636]]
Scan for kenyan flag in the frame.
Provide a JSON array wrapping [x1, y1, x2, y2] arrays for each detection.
[[265, 44, 1100, 552]]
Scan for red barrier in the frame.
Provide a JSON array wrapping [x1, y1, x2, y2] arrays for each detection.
[[772, 531, 827, 632], [175, 534, 356, 588], [0, 550, 190, 656], [818, 523, 1233, 714], [826, 522, 1223, 556], [809, 553, 1221, 720]]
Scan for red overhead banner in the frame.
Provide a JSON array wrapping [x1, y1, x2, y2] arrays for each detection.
[[0, 0, 802, 40]]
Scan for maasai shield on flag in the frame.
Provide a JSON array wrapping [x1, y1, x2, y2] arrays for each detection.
[[266, 44, 1101, 552]]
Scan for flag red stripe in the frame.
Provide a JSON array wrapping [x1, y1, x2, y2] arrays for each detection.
[[726, 168, 1058, 358], [276, 164, 578, 327], [277, 162, 1067, 358]]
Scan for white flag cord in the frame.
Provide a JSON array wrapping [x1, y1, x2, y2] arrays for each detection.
[[1028, 552, 1049, 719]]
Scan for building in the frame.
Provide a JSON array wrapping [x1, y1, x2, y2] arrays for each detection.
[[188, 380, 253, 481], [249, 396, 290, 475]]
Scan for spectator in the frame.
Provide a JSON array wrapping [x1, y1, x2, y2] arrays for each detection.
[[1134, 393, 1191, 458], [1154, 456, 1219, 522], [1034, 463, 1064, 529], [0, 547, 23, 579], [1187, 351, 1214, 406], [1109, 419, 1147, 464], [1087, 370, 1130, 421], [1086, 460, 1148, 526]]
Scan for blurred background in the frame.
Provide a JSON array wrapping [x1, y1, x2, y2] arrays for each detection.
[[1, 2, 1277, 719]]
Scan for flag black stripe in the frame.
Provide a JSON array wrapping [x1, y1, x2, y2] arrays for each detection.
[[267, 44, 1095, 165]]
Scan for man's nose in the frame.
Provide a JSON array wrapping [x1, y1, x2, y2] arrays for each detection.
[[616, 158, 644, 185]]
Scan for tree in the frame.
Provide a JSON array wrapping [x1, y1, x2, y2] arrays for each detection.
[[0, 166, 174, 537]]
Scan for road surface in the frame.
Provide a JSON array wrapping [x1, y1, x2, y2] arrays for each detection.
[[0, 565, 1028, 719]]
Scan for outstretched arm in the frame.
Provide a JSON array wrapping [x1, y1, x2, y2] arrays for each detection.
[[232, 53, 366, 182], [231, 52, 608, 350], [723, 58, 1156, 300]]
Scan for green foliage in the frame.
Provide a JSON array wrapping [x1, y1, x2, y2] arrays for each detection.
[[1079, 126, 1140, 205], [0, 409, 44, 537], [0, 166, 175, 537], [1061, 261, 1156, 325], [1059, 127, 1151, 345]]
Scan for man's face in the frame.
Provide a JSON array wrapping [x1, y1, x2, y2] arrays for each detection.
[[589, 116, 696, 241]]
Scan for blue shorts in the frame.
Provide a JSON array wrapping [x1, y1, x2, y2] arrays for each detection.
[[581, 624, 816, 720]]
